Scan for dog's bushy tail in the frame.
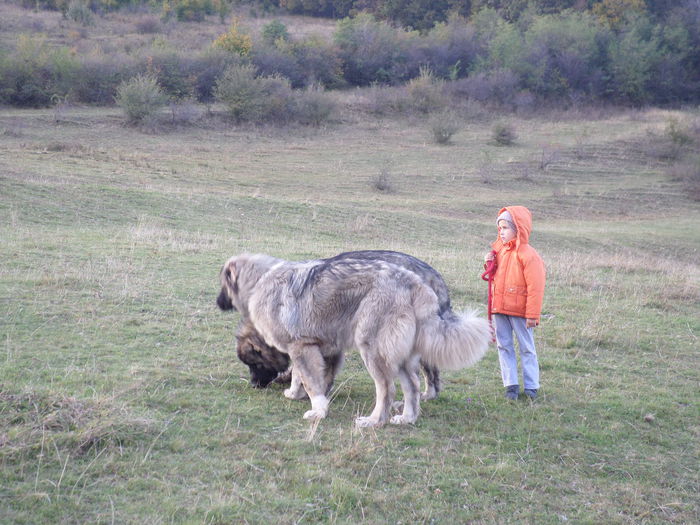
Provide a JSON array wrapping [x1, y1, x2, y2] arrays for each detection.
[[416, 309, 491, 370]]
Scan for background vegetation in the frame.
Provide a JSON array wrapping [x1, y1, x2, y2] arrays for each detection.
[[1, 0, 698, 108]]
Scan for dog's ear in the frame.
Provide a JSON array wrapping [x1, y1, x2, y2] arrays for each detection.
[[223, 259, 238, 288], [217, 258, 239, 311]]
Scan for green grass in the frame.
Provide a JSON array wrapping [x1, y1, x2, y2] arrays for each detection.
[[1, 104, 699, 524]]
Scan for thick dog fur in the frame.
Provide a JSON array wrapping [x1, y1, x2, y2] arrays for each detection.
[[235, 317, 291, 388], [228, 250, 450, 399], [217, 253, 491, 428]]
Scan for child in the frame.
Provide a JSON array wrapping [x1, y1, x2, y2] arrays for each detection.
[[485, 206, 546, 400]]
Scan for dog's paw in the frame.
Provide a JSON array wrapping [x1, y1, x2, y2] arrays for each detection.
[[420, 390, 437, 402], [303, 409, 327, 420], [390, 414, 417, 425], [284, 388, 308, 400], [354, 416, 381, 428]]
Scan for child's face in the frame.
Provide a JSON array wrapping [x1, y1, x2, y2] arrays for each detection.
[[498, 220, 516, 243]]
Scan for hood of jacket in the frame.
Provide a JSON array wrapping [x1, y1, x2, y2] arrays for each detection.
[[493, 205, 532, 251]]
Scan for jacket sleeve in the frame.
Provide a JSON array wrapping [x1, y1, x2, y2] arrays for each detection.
[[522, 249, 546, 321]]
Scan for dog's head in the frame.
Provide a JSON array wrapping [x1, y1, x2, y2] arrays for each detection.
[[236, 319, 290, 388], [217, 254, 280, 318]]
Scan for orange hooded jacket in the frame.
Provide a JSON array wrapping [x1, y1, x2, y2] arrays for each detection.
[[490, 206, 546, 323]]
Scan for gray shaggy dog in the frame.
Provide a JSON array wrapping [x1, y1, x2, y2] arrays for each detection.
[[229, 250, 448, 398], [217, 252, 490, 427]]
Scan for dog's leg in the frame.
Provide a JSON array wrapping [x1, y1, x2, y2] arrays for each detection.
[[283, 366, 308, 400], [355, 345, 395, 428], [323, 352, 344, 395], [420, 363, 442, 401], [391, 356, 421, 425], [288, 342, 329, 420]]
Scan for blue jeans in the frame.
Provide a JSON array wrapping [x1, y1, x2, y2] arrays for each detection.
[[494, 314, 540, 390]]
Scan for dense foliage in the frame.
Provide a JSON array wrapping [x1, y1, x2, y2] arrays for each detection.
[[1, 1, 698, 108]]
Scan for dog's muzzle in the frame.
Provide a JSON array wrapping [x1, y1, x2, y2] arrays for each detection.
[[217, 289, 235, 311]]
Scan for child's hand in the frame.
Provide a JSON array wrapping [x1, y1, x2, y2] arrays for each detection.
[[526, 319, 538, 328], [484, 252, 495, 262]]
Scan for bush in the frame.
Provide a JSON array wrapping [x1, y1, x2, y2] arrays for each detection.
[[69, 55, 136, 105], [357, 84, 410, 116], [419, 14, 481, 80], [334, 13, 415, 86], [252, 37, 344, 89], [607, 13, 662, 104], [492, 121, 517, 146], [449, 69, 520, 107], [429, 111, 460, 145], [213, 19, 253, 57], [66, 0, 93, 26], [668, 155, 700, 201], [166, 0, 216, 22], [406, 67, 446, 114], [214, 64, 293, 123], [187, 49, 242, 103], [0, 34, 80, 107], [665, 117, 696, 147], [115, 74, 168, 124], [519, 11, 608, 99], [370, 166, 395, 193], [292, 84, 336, 126], [135, 16, 162, 35], [262, 20, 290, 46]]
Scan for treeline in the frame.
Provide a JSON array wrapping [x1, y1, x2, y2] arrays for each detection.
[[1, 2, 698, 108], [17, 1, 692, 30]]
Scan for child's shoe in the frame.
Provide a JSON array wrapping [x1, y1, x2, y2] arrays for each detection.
[[524, 389, 538, 399], [505, 385, 519, 400]]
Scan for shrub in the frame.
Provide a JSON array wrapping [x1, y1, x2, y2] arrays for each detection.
[[214, 64, 292, 123], [419, 14, 481, 80], [135, 16, 162, 34], [0, 34, 80, 107], [665, 117, 696, 147], [406, 67, 446, 114], [449, 69, 520, 107], [519, 11, 608, 99], [292, 84, 336, 126], [429, 111, 460, 145], [115, 74, 168, 124], [358, 84, 410, 116], [262, 20, 290, 46], [667, 155, 700, 201], [370, 166, 395, 193], [607, 13, 662, 104], [145, 52, 198, 100], [70, 55, 137, 105], [252, 37, 344, 89], [213, 19, 253, 57], [66, 0, 93, 25], [334, 13, 415, 86], [166, 0, 216, 22], [188, 49, 242, 103], [492, 121, 517, 146]]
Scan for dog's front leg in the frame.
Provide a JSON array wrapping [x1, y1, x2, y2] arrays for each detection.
[[288, 342, 329, 420]]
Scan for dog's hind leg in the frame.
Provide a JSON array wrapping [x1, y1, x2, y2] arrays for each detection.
[[288, 342, 330, 420], [420, 363, 442, 401], [391, 356, 421, 425], [354, 344, 396, 428]]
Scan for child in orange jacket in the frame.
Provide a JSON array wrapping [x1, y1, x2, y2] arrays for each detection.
[[485, 206, 546, 400]]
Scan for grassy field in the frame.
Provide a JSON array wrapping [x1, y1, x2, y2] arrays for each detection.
[[1, 101, 699, 524]]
